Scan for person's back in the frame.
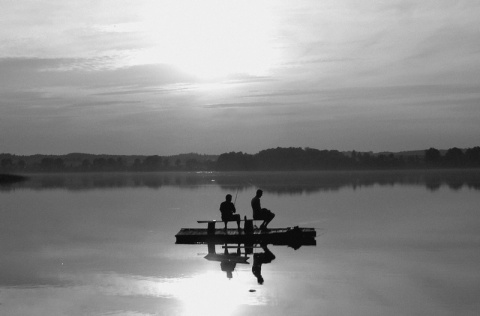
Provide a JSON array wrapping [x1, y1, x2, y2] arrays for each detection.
[[251, 189, 275, 230], [251, 195, 261, 218], [220, 200, 235, 219], [219, 194, 241, 230]]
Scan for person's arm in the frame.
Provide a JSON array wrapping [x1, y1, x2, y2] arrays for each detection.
[[251, 198, 261, 211]]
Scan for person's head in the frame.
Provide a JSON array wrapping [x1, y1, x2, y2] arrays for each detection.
[[256, 189, 263, 198], [225, 194, 232, 202]]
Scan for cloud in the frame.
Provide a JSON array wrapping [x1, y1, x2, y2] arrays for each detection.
[[282, 57, 358, 67], [69, 100, 144, 109], [1, 0, 480, 155], [93, 85, 192, 97], [243, 89, 320, 98], [0, 57, 197, 87], [201, 102, 276, 109], [406, 26, 480, 63]]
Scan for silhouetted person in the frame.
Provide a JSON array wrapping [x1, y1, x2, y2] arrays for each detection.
[[252, 244, 275, 284], [220, 244, 241, 279], [251, 189, 275, 230], [220, 194, 241, 230], [221, 260, 236, 279]]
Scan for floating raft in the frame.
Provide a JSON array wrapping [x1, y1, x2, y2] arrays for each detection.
[[175, 226, 316, 246]]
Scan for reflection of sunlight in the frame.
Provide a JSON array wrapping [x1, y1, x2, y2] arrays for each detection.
[[86, 271, 267, 316], [136, 0, 280, 79], [175, 272, 247, 316]]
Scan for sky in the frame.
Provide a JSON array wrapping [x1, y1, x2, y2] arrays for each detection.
[[1, 0, 479, 155]]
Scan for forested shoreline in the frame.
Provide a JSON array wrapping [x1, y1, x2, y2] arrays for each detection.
[[1, 146, 479, 173]]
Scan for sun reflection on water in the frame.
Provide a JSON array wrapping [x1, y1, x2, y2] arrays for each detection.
[[87, 270, 267, 316], [175, 272, 250, 316]]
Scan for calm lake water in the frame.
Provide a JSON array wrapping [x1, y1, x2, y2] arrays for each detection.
[[1, 171, 480, 316]]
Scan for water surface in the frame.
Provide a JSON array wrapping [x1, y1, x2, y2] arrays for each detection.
[[1, 171, 480, 315]]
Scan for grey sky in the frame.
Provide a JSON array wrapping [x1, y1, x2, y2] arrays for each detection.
[[1, 0, 479, 155]]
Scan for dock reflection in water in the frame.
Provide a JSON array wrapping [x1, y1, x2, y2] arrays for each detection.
[[204, 243, 277, 284], [178, 219, 316, 282]]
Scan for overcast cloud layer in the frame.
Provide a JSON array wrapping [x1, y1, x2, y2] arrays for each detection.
[[1, 0, 479, 155]]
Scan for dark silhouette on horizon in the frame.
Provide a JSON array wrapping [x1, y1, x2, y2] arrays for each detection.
[[2, 146, 480, 173], [216, 146, 480, 171]]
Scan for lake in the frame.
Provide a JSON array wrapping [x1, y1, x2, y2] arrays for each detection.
[[1, 170, 480, 316]]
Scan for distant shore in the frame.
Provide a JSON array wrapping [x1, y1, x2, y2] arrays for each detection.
[[1, 146, 479, 172]]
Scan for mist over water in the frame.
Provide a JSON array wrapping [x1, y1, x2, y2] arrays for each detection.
[[1, 171, 480, 316]]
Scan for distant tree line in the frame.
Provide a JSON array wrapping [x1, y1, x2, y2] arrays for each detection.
[[1, 146, 480, 173], [215, 146, 480, 171], [0, 153, 216, 173]]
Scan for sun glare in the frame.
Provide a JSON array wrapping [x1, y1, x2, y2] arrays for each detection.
[[171, 271, 260, 316], [137, 0, 280, 79], [92, 270, 266, 315]]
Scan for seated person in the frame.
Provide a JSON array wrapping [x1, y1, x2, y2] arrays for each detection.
[[220, 194, 241, 230], [251, 189, 275, 230]]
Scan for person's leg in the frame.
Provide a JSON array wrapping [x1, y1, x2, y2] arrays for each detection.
[[258, 209, 267, 229], [221, 215, 228, 230], [234, 214, 241, 229], [260, 220, 267, 229], [259, 218, 266, 229], [263, 211, 275, 228]]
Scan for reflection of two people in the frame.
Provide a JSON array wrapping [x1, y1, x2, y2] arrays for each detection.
[[215, 193, 277, 281], [205, 243, 276, 282], [205, 243, 248, 279], [219, 244, 276, 283], [252, 244, 275, 284]]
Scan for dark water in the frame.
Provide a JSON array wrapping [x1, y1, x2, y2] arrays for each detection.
[[1, 171, 480, 316]]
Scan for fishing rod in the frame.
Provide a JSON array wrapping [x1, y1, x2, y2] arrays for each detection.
[[233, 187, 239, 206]]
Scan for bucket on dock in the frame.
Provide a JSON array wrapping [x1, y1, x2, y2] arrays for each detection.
[[244, 219, 254, 233]]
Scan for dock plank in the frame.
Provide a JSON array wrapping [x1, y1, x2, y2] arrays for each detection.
[[175, 226, 316, 246]]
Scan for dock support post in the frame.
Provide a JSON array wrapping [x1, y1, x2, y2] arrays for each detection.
[[244, 219, 253, 233], [207, 242, 215, 254], [207, 222, 216, 234]]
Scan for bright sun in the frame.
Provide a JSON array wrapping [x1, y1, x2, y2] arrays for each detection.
[[137, 0, 280, 79]]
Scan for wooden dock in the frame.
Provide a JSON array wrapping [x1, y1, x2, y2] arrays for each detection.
[[175, 226, 316, 247]]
